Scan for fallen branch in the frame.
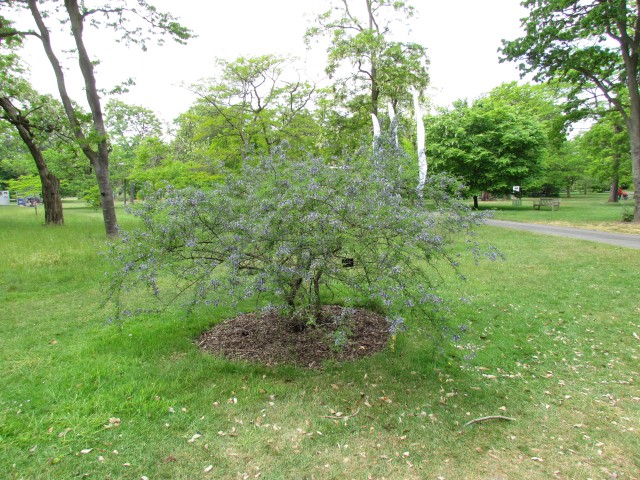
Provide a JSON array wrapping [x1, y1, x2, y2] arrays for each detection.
[[464, 415, 516, 427], [322, 409, 360, 420]]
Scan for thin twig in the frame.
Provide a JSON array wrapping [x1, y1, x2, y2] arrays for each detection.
[[464, 415, 516, 427], [322, 408, 360, 420]]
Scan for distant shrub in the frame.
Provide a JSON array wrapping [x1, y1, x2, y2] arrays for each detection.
[[80, 185, 102, 209]]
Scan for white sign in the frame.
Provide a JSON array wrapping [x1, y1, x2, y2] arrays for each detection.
[[513, 186, 520, 192]]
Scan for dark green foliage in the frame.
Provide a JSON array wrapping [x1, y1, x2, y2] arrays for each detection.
[[500, 0, 640, 220], [426, 96, 546, 206]]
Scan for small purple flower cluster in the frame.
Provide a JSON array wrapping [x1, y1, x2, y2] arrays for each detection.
[[106, 139, 497, 344]]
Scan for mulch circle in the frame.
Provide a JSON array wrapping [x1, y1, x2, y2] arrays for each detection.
[[196, 305, 390, 368]]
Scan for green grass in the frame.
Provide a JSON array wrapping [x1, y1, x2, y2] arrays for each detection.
[[1, 199, 639, 479], [480, 192, 640, 234]]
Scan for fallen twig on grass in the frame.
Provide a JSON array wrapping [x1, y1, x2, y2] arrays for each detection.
[[322, 409, 360, 420], [464, 415, 516, 427]]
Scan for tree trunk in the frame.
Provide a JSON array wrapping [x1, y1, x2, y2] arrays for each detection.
[[93, 154, 118, 235], [65, 0, 118, 235], [473, 195, 479, 210], [42, 172, 64, 225], [618, 9, 640, 221], [609, 121, 622, 202], [371, 67, 379, 118], [628, 118, 640, 220], [609, 178, 620, 203], [28, 0, 118, 236], [312, 270, 322, 323], [387, 102, 398, 147], [625, 72, 640, 219], [286, 277, 303, 309], [286, 277, 305, 331], [366, 0, 379, 117], [0, 97, 64, 225], [412, 88, 427, 194]]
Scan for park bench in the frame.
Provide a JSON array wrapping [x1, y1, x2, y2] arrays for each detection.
[[532, 197, 560, 211]]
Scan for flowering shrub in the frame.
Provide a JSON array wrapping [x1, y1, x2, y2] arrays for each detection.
[[107, 139, 491, 330]]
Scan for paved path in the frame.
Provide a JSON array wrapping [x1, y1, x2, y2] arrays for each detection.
[[485, 220, 640, 250]]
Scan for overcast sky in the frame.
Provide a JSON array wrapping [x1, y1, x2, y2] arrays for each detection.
[[14, 0, 528, 125]]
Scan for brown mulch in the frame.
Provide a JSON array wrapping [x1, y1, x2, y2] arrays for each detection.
[[196, 305, 390, 368]]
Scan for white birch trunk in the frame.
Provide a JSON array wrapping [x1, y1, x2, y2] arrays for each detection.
[[371, 113, 381, 151], [412, 87, 427, 194], [388, 102, 398, 147]]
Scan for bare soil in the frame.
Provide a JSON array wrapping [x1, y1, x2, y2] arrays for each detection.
[[196, 305, 390, 368]]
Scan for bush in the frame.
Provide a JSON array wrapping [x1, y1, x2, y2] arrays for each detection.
[[80, 185, 102, 209], [107, 139, 493, 331]]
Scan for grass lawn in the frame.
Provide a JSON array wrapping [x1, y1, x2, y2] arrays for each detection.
[[480, 193, 640, 234], [1, 199, 639, 479]]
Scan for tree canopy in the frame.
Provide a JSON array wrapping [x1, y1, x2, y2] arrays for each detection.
[[1, 16, 67, 223], [426, 92, 546, 208], [501, 0, 640, 220], [184, 55, 318, 169], [305, 0, 429, 149], [0, 0, 192, 235]]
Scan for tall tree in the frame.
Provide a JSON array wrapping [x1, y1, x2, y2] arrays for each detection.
[[0, 92, 65, 224], [540, 139, 588, 197], [130, 136, 221, 191], [1, 15, 64, 224], [106, 99, 163, 147], [185, 55, 317, 169], [426, 96, 546, 209], [501, 0, 640, 221], [487, 82, 569, 148], [485, 82, 581, 195], [105, 99, 163, 203], [1, 0, 191, 236], [305, 0, 429, 125], [577, 112, 631, 198]]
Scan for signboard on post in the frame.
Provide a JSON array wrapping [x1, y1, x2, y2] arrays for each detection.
[[511, 186, 522, 206]]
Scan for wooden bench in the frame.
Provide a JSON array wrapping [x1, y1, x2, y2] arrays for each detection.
[[532, 197, 560, 211]]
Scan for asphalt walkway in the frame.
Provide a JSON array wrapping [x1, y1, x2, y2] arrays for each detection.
[[485, 219, 640, 250]]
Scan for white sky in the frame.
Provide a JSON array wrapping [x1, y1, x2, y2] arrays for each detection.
[[13, 0, 528, 125]]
